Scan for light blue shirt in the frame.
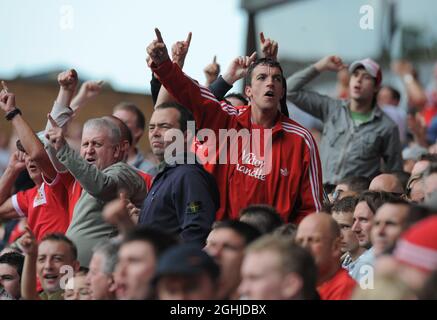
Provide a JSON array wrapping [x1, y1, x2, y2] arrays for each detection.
[[345, 247, 375, 282]]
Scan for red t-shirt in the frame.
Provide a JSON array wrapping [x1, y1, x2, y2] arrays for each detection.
[[11, 175, 70, 241], [55, 172, 82, 222], [318, 268, 356, 300], [134, 169, 153, 191]]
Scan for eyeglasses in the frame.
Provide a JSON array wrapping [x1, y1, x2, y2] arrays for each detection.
[[331, 189, 344, 202]]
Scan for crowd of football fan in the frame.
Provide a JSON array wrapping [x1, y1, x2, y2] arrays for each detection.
[[0, 30, 436, 300]]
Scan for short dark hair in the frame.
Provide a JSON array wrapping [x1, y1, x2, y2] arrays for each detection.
[[273, 223, 297, 239], [113, 102, 146, 130], [0, 252, 25, 278], [337, 176, 371, 193], [122, 226, 178, 258], [40, 233, 78, 261], [245, 58, 284, 86], [154, 102, 195, 133], [224, 92, 248, 106], [357, 191, 394, 214], [212, 220, 261, 246], [420, 153, 437, 162], [239, 204, 283, 234], [332, 196, 359, 214]]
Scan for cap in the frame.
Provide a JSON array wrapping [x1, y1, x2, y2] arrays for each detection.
[[153, 244, 220, 284], [16, 131, 46, 153], [349, 58, 382, 87], [393, 215, 437, 273]]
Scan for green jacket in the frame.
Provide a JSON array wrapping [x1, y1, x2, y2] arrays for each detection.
[[57, 144, 147, 267]]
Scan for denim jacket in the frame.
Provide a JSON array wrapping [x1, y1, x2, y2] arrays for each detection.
[[287, 66, 402, 184]]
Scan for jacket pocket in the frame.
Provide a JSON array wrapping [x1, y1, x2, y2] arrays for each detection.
[[358, 133, 379, 159]]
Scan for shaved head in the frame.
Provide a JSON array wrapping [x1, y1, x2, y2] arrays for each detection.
[[369, 174, 404, 194]]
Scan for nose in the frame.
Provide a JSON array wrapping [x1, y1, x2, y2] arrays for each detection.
[[206, 244, 222, 259], [151, 127, 162, 138], [298, 238, 309, 249], [351, 220, 360, 233], [266, 76, 275, 87], [43, 258, 53, 270], [84, 144, 95, 155], [376, 223, 386, 236]]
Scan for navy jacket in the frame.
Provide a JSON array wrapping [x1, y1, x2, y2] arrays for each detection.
[[138, 156, 219, 246]]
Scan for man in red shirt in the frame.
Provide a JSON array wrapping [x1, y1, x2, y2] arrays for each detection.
[[146, 29, 323, 224], [0, 91, 69, 241], [295, 212, 356, 300]]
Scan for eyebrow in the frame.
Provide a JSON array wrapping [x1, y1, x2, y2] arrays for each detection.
[[149, 122, 172, 127]]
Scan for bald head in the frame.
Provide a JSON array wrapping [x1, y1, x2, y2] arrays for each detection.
[[295, 213, 341, 281], [369, 174, 404, 194], [297, 213, 340, 241], [411, 160, 430, 177]]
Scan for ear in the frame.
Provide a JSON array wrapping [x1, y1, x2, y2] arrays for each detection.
[[133, 128, 144, 144], [113, 144, 121, 159], [73, 260, 81, 273], [122, 140, 130, 153], [332, 236, 342, 259], [108, 275, 118, 294], [281, 272, 303, 299], [244, 85, 252, 102]]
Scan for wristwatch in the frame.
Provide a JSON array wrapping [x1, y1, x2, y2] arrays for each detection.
[[5, 108, 22, 121]]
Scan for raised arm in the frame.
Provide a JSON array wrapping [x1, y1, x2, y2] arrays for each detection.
[[44, 70, 78, 173], [207, 33, 269, 101], [287, 55, 346, 121], [70, 80, 104, 112], [45, 115, 147, 203], [391, 60, 427, 110], [259, 32, 278, 61], [154, 30, 192, 107], [204, 55, 220, 87], [0, 90, 57, 181], [208, 53, 256, 102], [147, 28, 236, 130], [0, 151, 26, 220], [20, 227, 40, 300]]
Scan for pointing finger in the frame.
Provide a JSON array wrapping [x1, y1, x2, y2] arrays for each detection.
[[1, 81, 8, 93], [186, 32, 192, 46], [248, 51, 257, 63], [155, 28, 163, 43], [260, 32, 265, 44]]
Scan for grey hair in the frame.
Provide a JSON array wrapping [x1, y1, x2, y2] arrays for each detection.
[[92, 239, 121, 275], [83, 118, 121, 145]]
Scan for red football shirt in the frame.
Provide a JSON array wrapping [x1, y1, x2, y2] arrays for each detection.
[[318, 267, 356, 300], [11, 175, 70, 241]]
